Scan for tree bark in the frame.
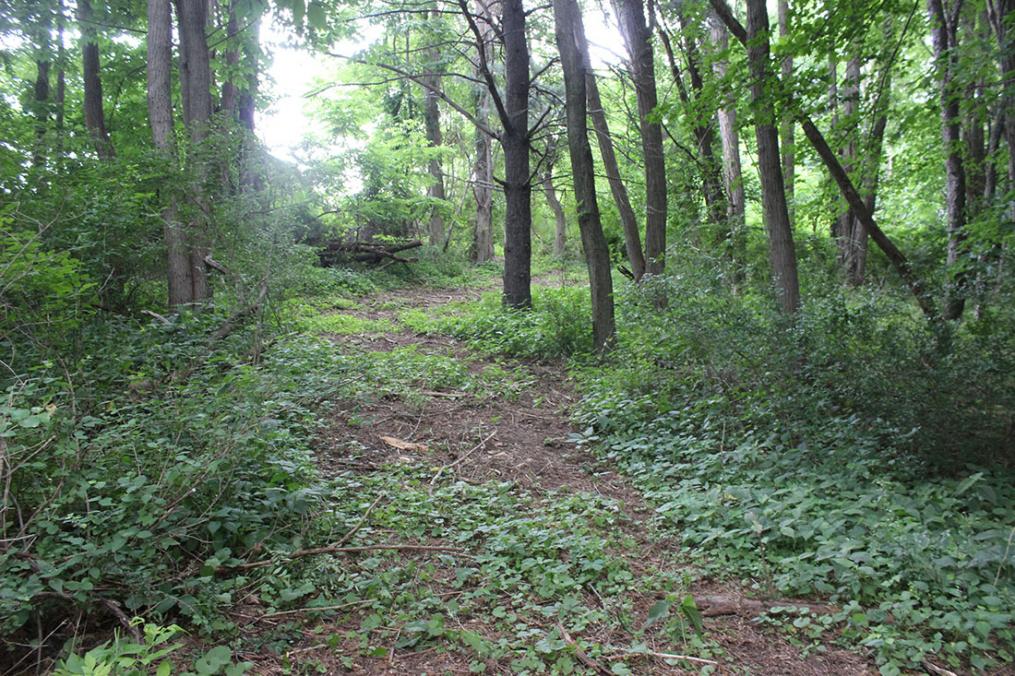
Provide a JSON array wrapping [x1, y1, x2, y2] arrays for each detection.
[[988, 0, 1014, 221], [78, 0, 114, 159], [836, 55, 860, 276], [175, 0, 213, 302], [929, 0, 968, 320], [778, 0, 794, 224], [745, 0, 800, 313], [586, 71, 646, 279], [501, 0, 532, 308], [615, 0, 667, 275], [32, 57, 50, 168], [148, 0, 192, 307], [423, 11, 446, 247], [554, 0, 616, 353], [709, 12, 747, 283], [470, 1, 495, 264], [542, 171, 568, 257]]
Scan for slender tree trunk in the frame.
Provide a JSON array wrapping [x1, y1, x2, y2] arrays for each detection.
[[989, 0, 1014, 221], [175, 0, 213, 302], [148, 0, 193, 307], [471, 2, 495, 264], [78, 0, 114, 159], [501, 0, 532, 308], [32, 58, 50, 168], [586, 73, 646, 279], [778, 0, 795, 223], [615, 0, 667, 275], [220, 0, 240, 118], [542, 171, 568, 257], [709, 12, 747, 283], [929, 0, 968, 320], [554, 0, 616, 353], [745, 0, 800, 313], [423, 11, 446, 247], [836, 55, 860, 274]]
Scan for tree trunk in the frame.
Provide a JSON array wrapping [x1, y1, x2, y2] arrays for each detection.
[[989, 0, 1014, 221], [543, 171, 568, 257], [553, 0, 616, 353], [745, 0, 800, 313], [778, 0, 794, 224], [586, 71, 646, 279], [220, 0, 240, 119], [78, 0, 114, 159], [148, 0, 192, 307], [836, 55, 860, 275], [615, 0, 667, 275], [471, 1, 495, 264], [175, 0, 214, 302], [423, 11, 446, 247], [501, 0, 532, 308], [929, 0, 968, 320], [32, 59, 50, 168], [709, 12, 747, 284]]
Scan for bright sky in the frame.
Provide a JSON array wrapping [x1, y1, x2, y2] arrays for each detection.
[[257, 9, 623, 164]]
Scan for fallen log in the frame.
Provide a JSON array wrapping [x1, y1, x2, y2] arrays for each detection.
[[318, 239, 422, 267]]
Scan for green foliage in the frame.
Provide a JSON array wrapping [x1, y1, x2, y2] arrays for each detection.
[[430, 265, 1015, 671], [405, 285, 594, 360]]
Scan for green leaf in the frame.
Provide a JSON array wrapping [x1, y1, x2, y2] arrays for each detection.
[[307, 2, 326, 29], [644, 599, 670, 628]]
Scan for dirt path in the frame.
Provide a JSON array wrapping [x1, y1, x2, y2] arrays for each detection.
[[244, 282, 874, 675]]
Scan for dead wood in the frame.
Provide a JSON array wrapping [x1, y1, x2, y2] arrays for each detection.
[[318, 239, 422, 267]]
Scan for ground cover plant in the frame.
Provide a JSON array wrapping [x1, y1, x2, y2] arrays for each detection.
[[410, 267, 1015, 673], [4, 0, 1015, 672]]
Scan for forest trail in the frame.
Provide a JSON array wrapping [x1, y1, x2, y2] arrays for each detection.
[[237, 279, 874, 675]]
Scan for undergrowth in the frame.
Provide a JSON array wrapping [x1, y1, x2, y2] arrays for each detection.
[[417, 271, 1015, 673]]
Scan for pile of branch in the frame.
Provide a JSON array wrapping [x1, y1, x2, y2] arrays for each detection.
[[318, 239, 422, 267]]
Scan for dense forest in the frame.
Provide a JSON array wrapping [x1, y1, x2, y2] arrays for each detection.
[[1, 0, 1014, 672]]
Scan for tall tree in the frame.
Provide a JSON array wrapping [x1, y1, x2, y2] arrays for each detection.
[[744, 0, 800, 313], [553, 0, 616, 352], [77, 0, 113, 158], [928, 0, 968, 320], [175, 0, 213, 302], [499, 0, 533, 307], [614, 0, 667, 275], [586, 64, 646, 279], [422, 10, 446, 247], [708, 11, 747, 282], [778, 0, 794, 222], [656, 11, 726, 230], [542, 168, 568, 257], [147, 0, 192, 307], [471, 0, 495, 263]]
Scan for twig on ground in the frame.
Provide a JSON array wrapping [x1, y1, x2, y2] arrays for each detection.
[[923, 661, 958, 676], [428, 431, 497, 493], [555, 622, 611, 675], [335, 495, 384, 547]]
